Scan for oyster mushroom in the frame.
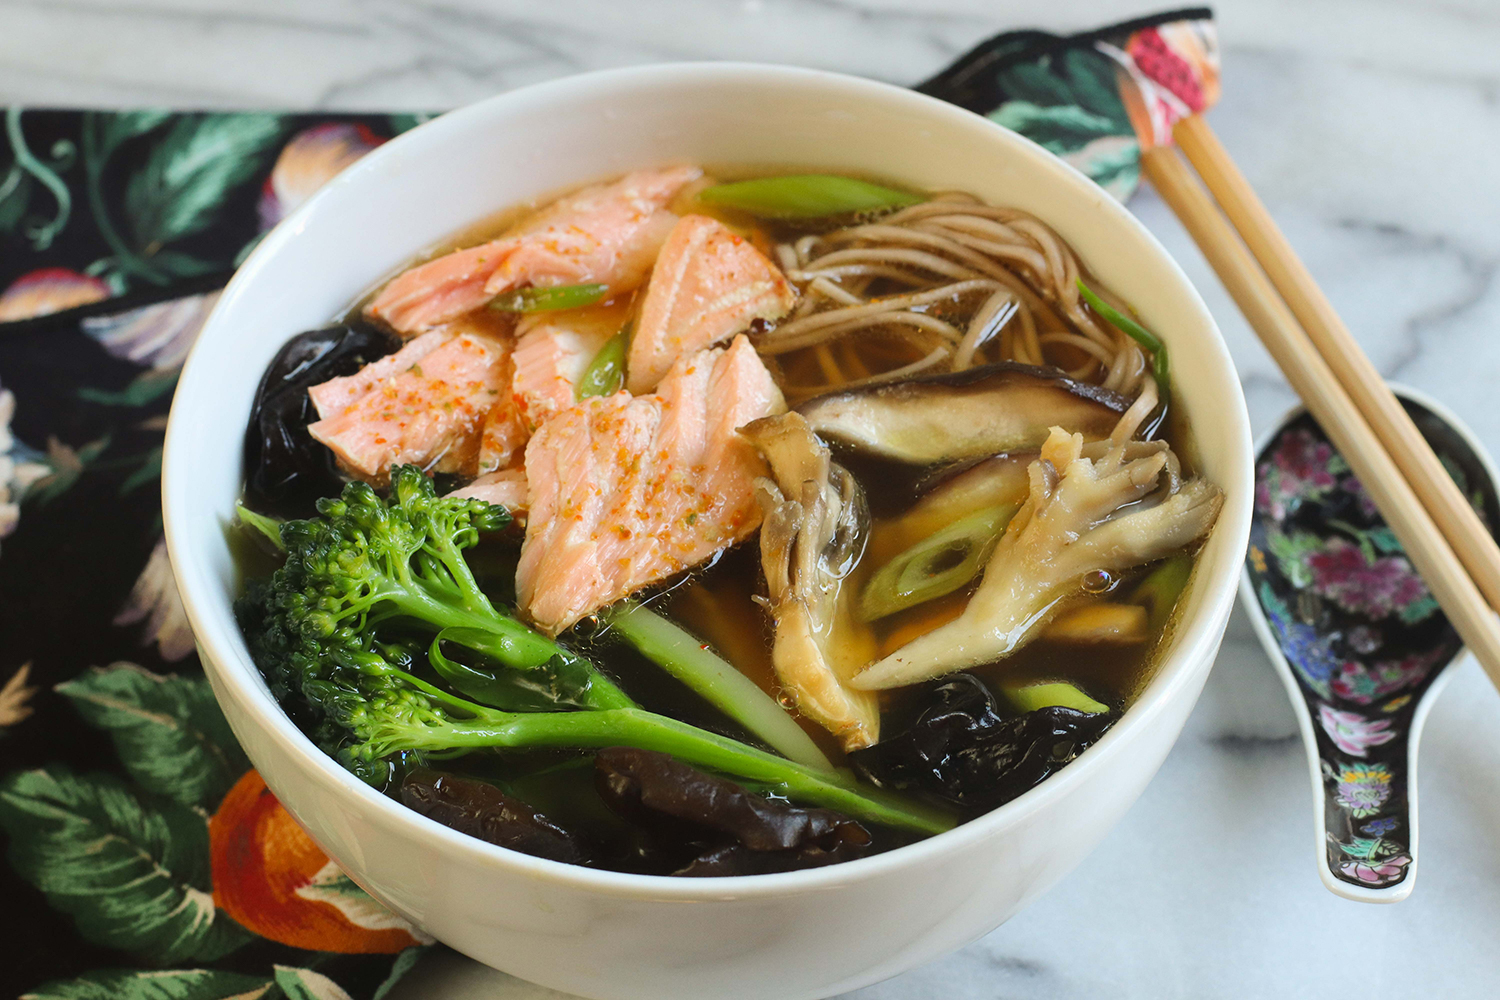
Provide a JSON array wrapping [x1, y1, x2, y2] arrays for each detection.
[[852, 381, 1222, 690], [796, 362, 1129, 465], [742, 412, 881, 750]]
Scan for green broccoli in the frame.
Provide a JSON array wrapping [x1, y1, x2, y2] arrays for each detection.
[[238, 466, 951, 835]]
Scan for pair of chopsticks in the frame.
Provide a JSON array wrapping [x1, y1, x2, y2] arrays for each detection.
[[1140, 117, 1500, 690]]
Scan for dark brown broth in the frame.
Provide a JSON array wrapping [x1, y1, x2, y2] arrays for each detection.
[[446, 175, 1196, 823], [267, 167, 1205, 869]]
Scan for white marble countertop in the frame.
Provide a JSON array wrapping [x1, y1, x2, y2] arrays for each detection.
[[6, 1, 1498, 996]]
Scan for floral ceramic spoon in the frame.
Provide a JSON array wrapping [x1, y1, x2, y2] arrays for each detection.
[[1240, 384, 1500, 902]]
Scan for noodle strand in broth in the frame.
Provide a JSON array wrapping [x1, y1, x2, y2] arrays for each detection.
[[761, 198, 1148, 402]]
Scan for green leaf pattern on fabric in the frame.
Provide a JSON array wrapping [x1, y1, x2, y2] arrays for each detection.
[[292, 860, 419, 935], [119, 446, 164, 497], [54, 663, 248, 809], [124, 114, 285, 251], [0, 166, 35, 235], [273, 967, 356, 1000], [991, 100, 1120, 147], [3, 107, 77, 251], [95, 111, 175, 161], [24, 435, 112, 508], [77, 368, 181, 407], [385, 114, 435, 137], [21, 969, 271, 1000], [371, 949, 427, 1000], [988, 49, 1140, 199], [0, 767, 252, 964], [4, 106, 444, 1000]]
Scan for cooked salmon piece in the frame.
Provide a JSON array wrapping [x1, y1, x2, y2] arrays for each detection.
[[448, 467, 529, 516], [307, 329, 450, 418], [476, 396, 529, 476], [366, 167, 701, 335], [310, 311, 515, 418], [307, 331, 508, 481], [518, 334, 785, 634], [364, 243, 501, 338], [510, 302, 627, 433], [479, 168, 700, 297], [626, 215, 795, 394], [423, 313, 527, 476]]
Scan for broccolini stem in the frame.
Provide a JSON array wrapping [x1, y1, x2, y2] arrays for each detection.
[[435, 622, 634, 711], [379, 587, 633, 710], [602, 602, 833, 769], [378, 707, 954, 834], [423, 532, 503, 618]]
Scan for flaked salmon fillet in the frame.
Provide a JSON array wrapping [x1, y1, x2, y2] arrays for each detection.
[[366, 166, 700, 335], [518, 334, 785, 634], [448, 467, 529, 516], [476, 398, 529, 476], [510, 303, 626, 433], [307, 331, 508, 480], [427, 314, 528, 477], [473, 303, 628, 475], [308, 329, 450, 418], [626, 214, 796, 394]]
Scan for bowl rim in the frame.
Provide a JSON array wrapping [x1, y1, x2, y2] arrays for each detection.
[[163, 60, 1253, 899]]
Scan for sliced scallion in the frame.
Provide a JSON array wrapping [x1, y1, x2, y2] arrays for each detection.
[[1128, 554, 1194, 632], [576, 324, 630, 400], [858, 503, 1017, 622], [1001, 679, 1110, 715], [1077, 279, 1170, 406], [698, 174, 925, 219], [489, 282, 609, 313]]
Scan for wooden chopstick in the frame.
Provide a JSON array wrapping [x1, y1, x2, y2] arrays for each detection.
[[1140, 144, 1500, 690], [1172, 114, 1500, 615]]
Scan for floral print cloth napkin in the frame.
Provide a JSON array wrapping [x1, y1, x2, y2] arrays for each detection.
[[0, 113, 438, 1000], [0, 9, 1215, 998]]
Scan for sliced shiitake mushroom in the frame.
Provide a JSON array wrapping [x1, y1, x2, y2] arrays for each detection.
[[795, 362, 1128, 465]]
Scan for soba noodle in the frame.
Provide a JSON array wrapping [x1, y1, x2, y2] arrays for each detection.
[[759, 194, 1149, 402]]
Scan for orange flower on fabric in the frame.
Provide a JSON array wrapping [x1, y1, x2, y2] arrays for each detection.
[[209, 769, 430, 954]]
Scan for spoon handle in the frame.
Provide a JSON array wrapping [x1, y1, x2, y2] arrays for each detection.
[[1240, 587, 1440, 902], [1299, 658, 1454, 903]]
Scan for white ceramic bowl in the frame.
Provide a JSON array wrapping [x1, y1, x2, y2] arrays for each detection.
[[163, 63, 1253, 1000]]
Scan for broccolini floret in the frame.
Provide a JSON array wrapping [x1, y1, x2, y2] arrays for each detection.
[[237, 467, 952, 834]]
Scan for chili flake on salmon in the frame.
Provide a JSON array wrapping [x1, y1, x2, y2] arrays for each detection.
[[307, 329, 450, 418], [308, 330, 509, 480], [517, 334, 785, 634], [626, 214, 796, 394], [366, 166, 701, 335], [474, 397, 528, 476]]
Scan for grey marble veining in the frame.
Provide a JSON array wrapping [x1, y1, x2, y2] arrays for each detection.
[[5, 1, 1499, 997]]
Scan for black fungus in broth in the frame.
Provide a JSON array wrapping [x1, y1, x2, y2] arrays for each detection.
[[234, 166, 1222, 875]]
